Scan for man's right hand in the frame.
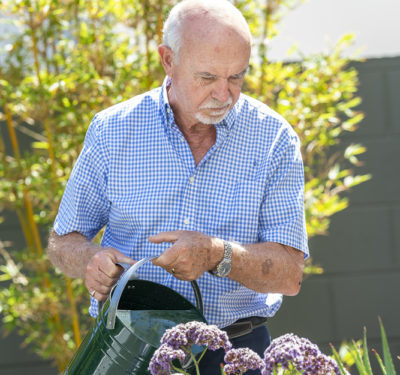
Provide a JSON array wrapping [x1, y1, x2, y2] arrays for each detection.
[[85, 248, 135, 301]]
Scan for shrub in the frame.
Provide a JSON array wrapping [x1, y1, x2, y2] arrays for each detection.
[[0, 0, 369, 370]]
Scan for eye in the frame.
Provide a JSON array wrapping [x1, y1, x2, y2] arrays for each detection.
[[197, 76, 216, 86], [201, 76, 216, 81], [228, 75, 244, 85]]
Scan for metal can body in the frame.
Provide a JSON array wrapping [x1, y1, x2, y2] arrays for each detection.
[[64, 277, 206, 375]]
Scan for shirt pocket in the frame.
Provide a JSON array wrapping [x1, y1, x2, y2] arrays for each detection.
[[225, 178, 265, 243]]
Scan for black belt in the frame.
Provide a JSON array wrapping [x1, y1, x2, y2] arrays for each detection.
[[222, 316, 268, 339]]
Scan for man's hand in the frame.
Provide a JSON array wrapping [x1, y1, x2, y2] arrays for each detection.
[[149, 231, 224, 281], [85, 248, 135, 301]]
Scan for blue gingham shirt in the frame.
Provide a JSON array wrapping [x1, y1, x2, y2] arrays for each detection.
[[54, 78, 309, 328]]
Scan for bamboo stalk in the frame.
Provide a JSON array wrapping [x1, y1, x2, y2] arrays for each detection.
[[157, 14, 163, 45], [43, 118, 58, 191], [5, 100, 66, 371], [258, 0, 272, 97], [38, 20, 84, 362], [65, 277, 82, 346], [144, 0, 152, 90], [2, 108, 37, 253], [28, 11, 42, 85], [38, 4, 83, 350], [157, 0, 163, 45], [16, 207, 35, 252], [23, 182, 67, 372], [4, 103, 21, 161], [23, 190, 44, 257]]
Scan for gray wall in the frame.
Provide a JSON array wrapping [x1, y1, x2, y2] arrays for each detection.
[[1, 56, 399, 374], [269, 56, 400, 372]]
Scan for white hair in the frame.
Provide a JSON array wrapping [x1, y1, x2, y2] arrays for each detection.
[[162, 0, 251, 59]]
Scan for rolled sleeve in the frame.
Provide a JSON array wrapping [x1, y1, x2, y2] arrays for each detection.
[[54, 115, 110, 240], [259, 128, 309, 257]]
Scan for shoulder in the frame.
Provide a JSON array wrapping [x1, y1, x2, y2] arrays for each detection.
[[89, 87, 162, 137], [236, 94, 299, 145]]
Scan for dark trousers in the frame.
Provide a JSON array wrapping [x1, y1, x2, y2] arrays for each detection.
[[191, 325, 270, 375]]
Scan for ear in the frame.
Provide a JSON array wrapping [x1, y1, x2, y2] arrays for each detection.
[[158, 45, 175, 76]]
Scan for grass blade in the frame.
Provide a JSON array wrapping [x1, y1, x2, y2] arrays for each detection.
[[378, 317, 396, 375], [362, 327, 373, 375], [349, 339, 367, 373], [330, 343, 350, 375], [372, 349, 388, 375]]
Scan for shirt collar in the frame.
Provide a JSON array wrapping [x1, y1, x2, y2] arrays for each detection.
[[159, 76, 237, 131], [160, 76, 174, 128]]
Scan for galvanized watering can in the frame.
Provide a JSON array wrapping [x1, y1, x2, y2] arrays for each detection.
[[64, 257, 207, 375]]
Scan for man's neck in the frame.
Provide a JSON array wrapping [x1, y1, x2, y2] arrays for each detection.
[[166, 82, 217, 165]]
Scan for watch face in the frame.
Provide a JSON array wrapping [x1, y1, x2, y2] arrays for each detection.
[[217, 260, 232, 277]]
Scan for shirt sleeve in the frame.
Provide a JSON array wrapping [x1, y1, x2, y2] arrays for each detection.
[[258, 126, 309, 257], [53, 114, 110, 240]]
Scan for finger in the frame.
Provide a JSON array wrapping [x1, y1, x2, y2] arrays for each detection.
[[90, 289, 109, 302], [148, 231, 183, 244], [87, 251, 132, 287], [152, 244, 180, 269], [88, 255, 121, 283], [86, 264, 119, 289], [98, 250, 135, 279], [85, 280, 113, 301]]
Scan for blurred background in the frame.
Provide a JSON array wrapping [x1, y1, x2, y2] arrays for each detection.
[[0, 0, 399, 374]]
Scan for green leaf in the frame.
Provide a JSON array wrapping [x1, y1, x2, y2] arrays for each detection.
[[32, 142, 49, 150], [362, 327, 373, 375], [330, 344, 350, 375], [379, 317, 396, 375], [348, 340, 367, 374], [373, 349, 388, 375]]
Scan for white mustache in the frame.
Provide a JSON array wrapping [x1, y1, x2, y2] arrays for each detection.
[[199, 97, 233, 110]]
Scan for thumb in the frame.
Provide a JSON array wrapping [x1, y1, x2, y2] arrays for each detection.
[[148, 231, 182, 244]]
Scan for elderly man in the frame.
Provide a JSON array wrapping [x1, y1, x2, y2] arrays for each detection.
[[48, 0, 308, 373]]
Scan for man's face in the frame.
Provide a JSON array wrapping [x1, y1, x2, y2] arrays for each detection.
[[164, 21, 251, 126]]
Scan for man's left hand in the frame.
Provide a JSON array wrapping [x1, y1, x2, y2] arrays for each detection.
[[148, 230, 224, 280]]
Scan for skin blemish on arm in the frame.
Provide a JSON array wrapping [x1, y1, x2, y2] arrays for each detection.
[[261, 258, 273, 275]]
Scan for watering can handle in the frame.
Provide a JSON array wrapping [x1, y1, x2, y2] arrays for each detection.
[[106, 256, 203, 329]]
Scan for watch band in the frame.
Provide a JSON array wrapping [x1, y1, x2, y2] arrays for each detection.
[[211, 240, 232, 277]]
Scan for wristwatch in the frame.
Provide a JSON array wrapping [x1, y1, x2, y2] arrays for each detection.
[[211, 241, 232, 277]]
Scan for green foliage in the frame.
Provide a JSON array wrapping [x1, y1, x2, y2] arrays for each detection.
[[0, 0, 369, 370], [331, 319, 398, 375], [245, 33, 370, 241]]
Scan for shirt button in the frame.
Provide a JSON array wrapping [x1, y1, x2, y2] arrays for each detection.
[[184, 218, 190, 225], [189, 176, 195, 183]]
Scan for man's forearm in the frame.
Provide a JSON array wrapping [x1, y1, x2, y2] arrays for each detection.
[[47, 230, 100, 278], [228, 241, 304, 296]]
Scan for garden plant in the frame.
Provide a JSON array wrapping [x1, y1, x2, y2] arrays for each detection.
[[0, 0, 370, 372], [148, 319, 397, 375]]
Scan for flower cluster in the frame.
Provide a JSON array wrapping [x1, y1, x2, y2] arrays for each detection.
[[262, 333, 347, 375], [149, 345, 186, 375], [161, 321, 232, 352], [224, 347, 265, 374], [150, 323, 347, 375], [149, 321, 232, 375]]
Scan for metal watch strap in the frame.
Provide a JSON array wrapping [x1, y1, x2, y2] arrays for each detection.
[[222, 240, 232, 262], [211, 240, 232, 277]]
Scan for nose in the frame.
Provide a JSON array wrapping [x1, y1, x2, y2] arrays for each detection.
[[211, 79, 230, 103]]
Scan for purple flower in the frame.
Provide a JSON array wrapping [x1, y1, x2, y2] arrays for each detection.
[[224, 348, 265, 374], [149, 344, 186, 375], [262, 333, 347, 375], [161, 321, 232, 352]]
